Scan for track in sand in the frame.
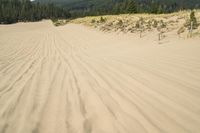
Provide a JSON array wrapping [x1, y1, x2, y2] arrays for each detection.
[[0, 21, 200, 133]]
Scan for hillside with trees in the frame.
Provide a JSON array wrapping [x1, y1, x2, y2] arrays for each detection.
[[36, 0, 200, 17], [0, 0, 71, 24], [1, 0, 200, 24]]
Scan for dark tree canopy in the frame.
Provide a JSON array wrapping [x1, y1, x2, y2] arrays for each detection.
[[0, 0, 71, 24], [35, 0, 200, 17], [126, 0, 137, 13], [1, 0, 200, 24]]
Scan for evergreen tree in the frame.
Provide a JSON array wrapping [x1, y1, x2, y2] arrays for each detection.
[[190, 11, 198, 29], [126, 0, 137, 13], [157, 5, 163, 14], [0, 0, 71, 24]]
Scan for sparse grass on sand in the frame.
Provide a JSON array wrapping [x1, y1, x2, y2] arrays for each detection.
[[54, 10, 200, 38]]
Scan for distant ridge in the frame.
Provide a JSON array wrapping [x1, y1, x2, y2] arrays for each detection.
[[35, 0, 200, 17]]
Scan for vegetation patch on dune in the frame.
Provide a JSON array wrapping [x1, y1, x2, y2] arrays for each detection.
[[68, 10, 200, 38]]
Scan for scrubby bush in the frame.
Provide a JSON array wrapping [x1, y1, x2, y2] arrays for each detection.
[[135, 21, 140, 28], [185, 11, 199, 30], [135, 18, 144, 29], [91, 19, 96, 23], [159, 20, 166, 28], [147, 20, 152, 29], [189, 11, 198, 29], [139, 17, 144, 25], [117, 19, 123, 26], [52, 19, 58, 23], [52, 19, 61, 26], [100, 17, 106, 23], [152, 19, 158, 28]]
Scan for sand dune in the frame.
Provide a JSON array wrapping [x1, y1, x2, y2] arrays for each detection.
[[0, 21, 200, 133]]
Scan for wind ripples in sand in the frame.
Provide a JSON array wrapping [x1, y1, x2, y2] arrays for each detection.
[[0, 21, 200, 133]]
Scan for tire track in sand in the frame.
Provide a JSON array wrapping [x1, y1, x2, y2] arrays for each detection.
[[0, 21, 200, 133]]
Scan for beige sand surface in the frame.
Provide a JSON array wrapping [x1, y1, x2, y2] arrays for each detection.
[[0, 20, 200, 133]]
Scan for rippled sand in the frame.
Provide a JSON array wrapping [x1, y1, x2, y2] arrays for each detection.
[[0, 21, 200, 133]]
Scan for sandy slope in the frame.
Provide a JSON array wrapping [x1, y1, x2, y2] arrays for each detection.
[[0, 21, 200, 133]]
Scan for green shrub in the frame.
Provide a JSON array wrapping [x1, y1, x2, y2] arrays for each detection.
[[185, 11, 199, 30], [160, 20, 166, 28], [189, 11, 198, 29], [139, 17, 144, 25], [117, 19, 123, 26], [100, 17, 106, 23], [51, 18, 58, 23], [152, 19, 158, 28], [135, 21, 140, 28], [54, 22, 61, 26], [147, 20, 152, 29], [91, 19, 96, 23]]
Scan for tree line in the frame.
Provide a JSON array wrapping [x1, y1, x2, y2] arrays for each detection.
[[0, 0, 71, 24], [1, 0, 199, 24], [63, 0, 200, 17]]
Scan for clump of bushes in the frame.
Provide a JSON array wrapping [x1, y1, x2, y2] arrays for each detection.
[[52, 19, 61, 26], [100, 17, 106, 23], [152, 19, 158, 28], [135, 17, 144, 29], [117, 19, 123, 26], [147, 20, 152, 29], [91, 19, 96, 23], [159, 20, 166, 28], [52, 18, 58, 23], [185, 10, 199, 30], [189, 11, 198, 29], [139, 17, 144, 25], [135, 21, 140, 28]]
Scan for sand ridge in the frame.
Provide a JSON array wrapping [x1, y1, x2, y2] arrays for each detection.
[[0, 21, 200, 133]]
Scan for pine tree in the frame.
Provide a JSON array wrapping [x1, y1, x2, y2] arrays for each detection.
[[126, 0, 137, 14], [190, 11, 198, 29], [157, 5, 163, 14]]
